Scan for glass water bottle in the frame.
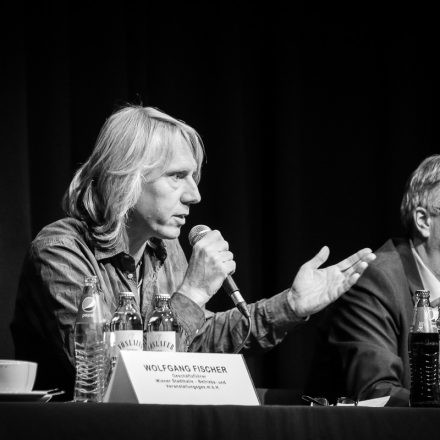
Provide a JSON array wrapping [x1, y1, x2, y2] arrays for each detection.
[[409, 290, 440, 407], [144, 293, 183, 352]]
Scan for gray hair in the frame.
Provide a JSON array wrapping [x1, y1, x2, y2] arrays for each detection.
[[63, 105, 205, 249], [400, 154, 440, 235]]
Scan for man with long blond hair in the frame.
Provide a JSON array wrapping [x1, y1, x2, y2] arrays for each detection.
[[11, 105, 374, 399]]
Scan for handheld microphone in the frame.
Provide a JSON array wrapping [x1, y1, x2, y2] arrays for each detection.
[[188, 225, 250, 318]]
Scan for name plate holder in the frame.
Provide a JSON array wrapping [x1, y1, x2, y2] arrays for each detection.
[[104, 350, 260, 405]]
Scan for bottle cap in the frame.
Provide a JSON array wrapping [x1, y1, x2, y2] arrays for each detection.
[[84, 275, 98, 285], [119, 291, 135, 298], [415, 289, 431, 299], [155, 293, 171, 300]]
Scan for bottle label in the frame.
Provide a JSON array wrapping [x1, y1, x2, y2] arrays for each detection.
[[113, 330, 144, 351], [76, 291, 105, 325], [413, 308, 436, 332], [144, 331, 176, 352], [110, 330, 143, 368]]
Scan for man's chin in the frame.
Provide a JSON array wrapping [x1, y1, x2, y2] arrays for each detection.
[[154, 226, 182, 241]]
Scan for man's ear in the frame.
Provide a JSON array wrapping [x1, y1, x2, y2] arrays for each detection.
[[413, 207, 431, 238]]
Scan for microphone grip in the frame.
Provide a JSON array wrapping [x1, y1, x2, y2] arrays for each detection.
[[223, 276, 251, 318], [223, 276, 239, 294], [189, 225, 250, 319]]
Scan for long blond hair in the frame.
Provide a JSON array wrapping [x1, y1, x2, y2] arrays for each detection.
[[63, 105, 204, 249]]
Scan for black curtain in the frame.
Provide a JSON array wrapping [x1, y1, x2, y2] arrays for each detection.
[[1, 1, 438, 392]]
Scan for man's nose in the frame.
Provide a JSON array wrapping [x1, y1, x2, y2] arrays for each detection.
[[182, 179, 201, 205]]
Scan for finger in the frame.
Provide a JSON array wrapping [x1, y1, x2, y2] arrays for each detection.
[[344, 272, 361, 291], [343, 253, 375, 275], [199, 230, 222, 245], [208, 230, 229, 251], [220, 250, 234, 262], [340, 259, 370, 277], [224, 260, 236, 275], [196, 230, 229, 251], [206, 230, 228, 251], [307, 246, 330, 269], [336, 248, 373, 272], [352, 260, 369, 275]]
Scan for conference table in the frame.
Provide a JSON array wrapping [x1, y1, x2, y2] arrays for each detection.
[[1, 394, 439, 440]]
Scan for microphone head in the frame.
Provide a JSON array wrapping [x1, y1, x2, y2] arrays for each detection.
[[188, 225, 211, 246]]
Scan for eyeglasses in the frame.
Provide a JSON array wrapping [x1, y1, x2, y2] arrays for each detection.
[[302, 395, 329, 406], [301, 395, 358, 406]]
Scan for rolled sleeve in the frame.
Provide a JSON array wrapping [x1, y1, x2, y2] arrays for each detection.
[[189, 289, 305, 353], [170, 292, 205, 348]]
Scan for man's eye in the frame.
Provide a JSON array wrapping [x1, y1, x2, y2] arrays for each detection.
[[171, 173, 185, 180]]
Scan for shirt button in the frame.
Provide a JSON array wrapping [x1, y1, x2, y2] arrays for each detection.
[[127, 273, 134, 279]]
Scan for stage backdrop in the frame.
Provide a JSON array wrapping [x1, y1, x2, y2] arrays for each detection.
[[1, 2, 438, 395]]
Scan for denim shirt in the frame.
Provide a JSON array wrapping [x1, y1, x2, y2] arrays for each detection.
[[11, 217, 303, 398]]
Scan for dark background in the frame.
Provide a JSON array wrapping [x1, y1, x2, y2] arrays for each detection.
[[0, 1, 438, 396]]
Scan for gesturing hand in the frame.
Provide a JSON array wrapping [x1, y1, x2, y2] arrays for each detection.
[[289, 246, 376, 318]]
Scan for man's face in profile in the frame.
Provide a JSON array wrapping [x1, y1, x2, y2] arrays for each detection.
[[129, 136, 201, 240]]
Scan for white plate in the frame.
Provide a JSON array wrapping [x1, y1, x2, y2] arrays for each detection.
[[0, 391, 50, 402]]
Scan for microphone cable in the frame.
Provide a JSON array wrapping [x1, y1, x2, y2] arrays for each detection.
[[233, 313, 252, 354]]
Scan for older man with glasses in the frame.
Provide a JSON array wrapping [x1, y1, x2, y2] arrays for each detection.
[[328, 154, 440, 406]]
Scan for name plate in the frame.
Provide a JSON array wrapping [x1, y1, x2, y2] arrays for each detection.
[[104, 350, 259, 405]]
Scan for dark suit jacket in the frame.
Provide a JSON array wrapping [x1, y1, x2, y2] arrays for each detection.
[[328, 237, 423, 404]]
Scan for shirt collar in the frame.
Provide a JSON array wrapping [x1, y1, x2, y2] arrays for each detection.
[[410, 239, 440, 304], [94, 237, 167, 263]]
